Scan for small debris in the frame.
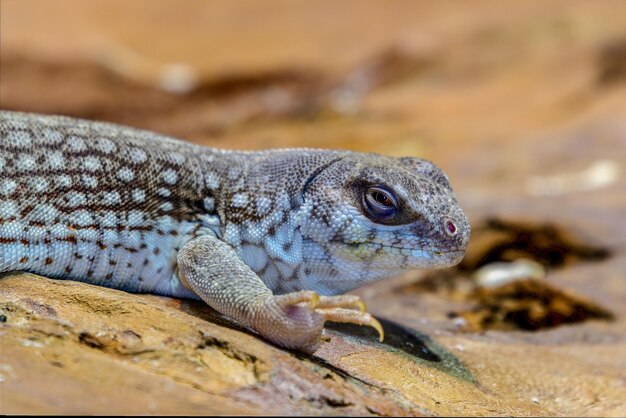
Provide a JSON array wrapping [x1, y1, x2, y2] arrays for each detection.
[[450, 279, 614, 331], [461, 218, 611, 270], [473, 259, 545, 288], [0, 314, 7, 322]]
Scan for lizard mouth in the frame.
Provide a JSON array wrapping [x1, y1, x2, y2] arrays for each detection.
[[333, 241, 466, 268]]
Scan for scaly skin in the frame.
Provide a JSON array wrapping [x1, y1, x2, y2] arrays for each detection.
[[0, 111, 470, 353]]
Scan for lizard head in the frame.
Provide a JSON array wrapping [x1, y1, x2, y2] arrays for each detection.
[[300, 153, 470, 293]]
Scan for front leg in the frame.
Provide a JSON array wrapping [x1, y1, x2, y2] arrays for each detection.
[[177, 235, 383, 353]]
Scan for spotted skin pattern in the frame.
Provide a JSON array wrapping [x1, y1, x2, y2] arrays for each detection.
[[0, 111, 470, 352]]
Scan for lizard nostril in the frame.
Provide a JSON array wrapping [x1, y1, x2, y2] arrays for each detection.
[[444, 219, 457, 237]]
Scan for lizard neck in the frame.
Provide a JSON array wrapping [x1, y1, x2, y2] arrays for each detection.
[[193, 149, 349, 294]]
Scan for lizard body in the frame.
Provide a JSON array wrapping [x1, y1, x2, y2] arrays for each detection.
[[0, 111, 470, 352]]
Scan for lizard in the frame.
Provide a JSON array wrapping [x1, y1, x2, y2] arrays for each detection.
[[0, 111, 470, 353]]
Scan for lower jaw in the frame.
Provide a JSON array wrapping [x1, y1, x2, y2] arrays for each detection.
[[411, 251, 465, 269], [335, 242, 466, 268]]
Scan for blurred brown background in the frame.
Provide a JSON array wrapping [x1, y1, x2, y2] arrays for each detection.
[[2, 0, 625, 211], [1, 0, 625, 416]]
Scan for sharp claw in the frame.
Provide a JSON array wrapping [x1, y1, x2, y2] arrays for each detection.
[[356, 299, 367, 313], [317, 308, 385, 343], [370, 316, 385, 342], [308, 292, 320, 309], [317, 295, 367, 312]]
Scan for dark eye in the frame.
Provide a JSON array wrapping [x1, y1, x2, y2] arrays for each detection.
[[363, 186, 398, 220]]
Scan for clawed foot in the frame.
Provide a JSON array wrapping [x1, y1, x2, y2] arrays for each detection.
[[316, 294, 384, 342], [252, 291, 384, 353]]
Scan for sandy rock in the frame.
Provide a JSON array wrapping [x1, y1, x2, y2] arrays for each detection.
[[0, 273, 421, 415]]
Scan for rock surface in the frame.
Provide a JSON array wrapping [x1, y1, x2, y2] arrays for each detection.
[[1, 0, 625, 415]]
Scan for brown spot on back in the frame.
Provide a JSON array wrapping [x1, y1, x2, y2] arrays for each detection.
[[20, 205, 34, 217], [60, 236, 78, 244]]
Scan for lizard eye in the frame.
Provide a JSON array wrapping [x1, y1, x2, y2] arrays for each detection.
[[363, 186, 398, 220]]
